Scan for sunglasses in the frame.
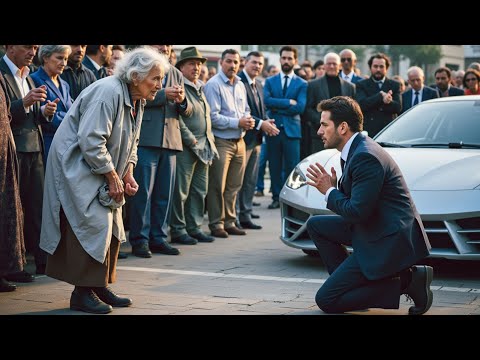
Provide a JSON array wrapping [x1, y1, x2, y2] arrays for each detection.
[[341, 58, 352, 62], [465, 78, 478, 82]]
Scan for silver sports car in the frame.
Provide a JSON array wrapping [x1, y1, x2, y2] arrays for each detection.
[[280, 95, 480, 260]]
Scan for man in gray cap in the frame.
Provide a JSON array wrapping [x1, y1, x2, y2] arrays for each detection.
[[170, 47, 218, 244]]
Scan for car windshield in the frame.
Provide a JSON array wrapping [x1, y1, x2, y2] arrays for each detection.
[[375, 100, 480, 147]]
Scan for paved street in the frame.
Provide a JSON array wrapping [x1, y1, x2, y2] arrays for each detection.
[[2, 185, 480, 315]]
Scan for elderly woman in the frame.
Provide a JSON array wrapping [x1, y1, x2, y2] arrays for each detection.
[[31, 45, 74, 161], [40, 46, 169, 314]]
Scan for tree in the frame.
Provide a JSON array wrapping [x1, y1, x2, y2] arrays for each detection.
[[370, 45, 442, 74]]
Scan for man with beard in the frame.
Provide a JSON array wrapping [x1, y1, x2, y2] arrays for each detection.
[[355, 53, 401, 137], [263, 46, 307, 209], [60, 45, 97, 100]]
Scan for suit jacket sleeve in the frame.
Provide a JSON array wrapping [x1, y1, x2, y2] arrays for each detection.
[[355, 81, 385, 112], [382, 81, 402, 115], [268, 80, 308, 116], [263, 78, 291, 110], [327, 152, 385, 223]]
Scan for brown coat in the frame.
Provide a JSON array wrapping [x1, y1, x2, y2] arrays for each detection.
[[0, 73, 25, 276]]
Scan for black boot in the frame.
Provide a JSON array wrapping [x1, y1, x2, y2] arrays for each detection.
[[0, 278, 16, 292], [70, 286, 113, 314], [92, 286, 132, 307], [404, 265, 434, 315]]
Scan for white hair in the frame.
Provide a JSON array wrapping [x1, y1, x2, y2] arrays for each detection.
[[114, 46, 170, 83], [407, 66, 425, 78], [38, 45, 71, 65], [339, 48, 357, 60], [324, 52, 340, 64]]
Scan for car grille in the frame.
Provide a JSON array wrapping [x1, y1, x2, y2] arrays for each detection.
[[281, 202, 480, 260]]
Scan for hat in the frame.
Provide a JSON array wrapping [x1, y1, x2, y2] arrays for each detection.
[[176, 47, 207, 68]]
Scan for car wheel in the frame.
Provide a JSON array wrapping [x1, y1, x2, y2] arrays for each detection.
[[302, 249, 320, 257]]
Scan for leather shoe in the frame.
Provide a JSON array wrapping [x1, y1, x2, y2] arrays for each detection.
[[118, 252, 128, 259], [190, 232, 215, 243], [70, 287, 113, 314], [225, 226, 246, 235], [404, 265, 434, 315], [0, 278, 16, 292], [150, 242, 180, 255], [5, 270, 35, 283], [211, 229, 229, 238], [268, 200, 280, 209], [132, 243, 152, 258], [171, 234, 198, 245], [254, 190, 264, 197], [240, 220, 262, 230], [252, 202, 260, 207], [36, 264, 46, 275], [92, 286, 132, 307], [251, 213, 260, 219]]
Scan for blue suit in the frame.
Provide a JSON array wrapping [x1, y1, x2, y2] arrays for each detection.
[[31, 66, 73, 161], [306, 134, 430, 313], [401, 86, 439, 114], [264, 73, 307, 200]]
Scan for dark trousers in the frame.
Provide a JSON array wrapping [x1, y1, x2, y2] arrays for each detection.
[[17, 151, 47, 267], [306, 215, 401, 313], [129, 147, 176, 247]]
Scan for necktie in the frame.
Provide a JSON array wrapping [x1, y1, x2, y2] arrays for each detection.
[[251, 82, 260, 109], [413, 91, 419, 106], [377, 81, 383, 90], [283, 75, 289, 96], [340, 158, 346, 172], [344, 75, 349, 82]]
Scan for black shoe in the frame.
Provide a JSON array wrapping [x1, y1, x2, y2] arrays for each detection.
[[240, 220, 263, 230], [0, 278, 16, 292], [268, 200, 280, 209], [70, 287, 113, 314], [404, 265, 434, 315], [36, 264, 46, 275], [171, 234, 198, 245], [5, 270, 35, 283], [252, 202, 261, 207], [251, 213, 260, 219], [132, 243, 152, 258], [150, 242, 180, 255], [92, 286, 132, 307], [190, 232, 215, 243], [118, 252, 128, 259]]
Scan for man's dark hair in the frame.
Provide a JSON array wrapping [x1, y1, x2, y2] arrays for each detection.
[[112, 44, 125, 52], [279, 45, 298, 59], [367, 53, 391, 70], [317, 96, 363, 133], [246, 51, 264, 61], [435, 66, 452, 79], [313, 59, 324, 69], [86, 45, 106, 55], [221, 48, 240, 60]]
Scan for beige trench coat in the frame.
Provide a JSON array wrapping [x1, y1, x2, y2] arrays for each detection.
[[40, 76, 144, 263]]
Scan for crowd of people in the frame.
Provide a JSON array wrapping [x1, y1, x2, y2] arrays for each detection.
[[0, 44, 477, 315]]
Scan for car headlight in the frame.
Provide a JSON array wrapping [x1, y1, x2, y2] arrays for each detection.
[[286, 166, 307, 189]]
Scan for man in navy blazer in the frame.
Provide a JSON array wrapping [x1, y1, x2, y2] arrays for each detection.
[[401, 66, 439, 114], [264, 46, 307, 209], [430, 67, 465, 98], [305, 96, 433, 315], [237, 51, 279, 228]]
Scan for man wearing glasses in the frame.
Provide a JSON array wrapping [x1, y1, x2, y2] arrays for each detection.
[[339, 49, 363, 84]]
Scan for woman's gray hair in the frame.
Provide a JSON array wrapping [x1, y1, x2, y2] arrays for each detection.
[[38, 45, 71, 65], [115, 46, 170, 83]]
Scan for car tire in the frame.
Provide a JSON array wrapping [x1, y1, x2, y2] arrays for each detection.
[[302, 249, 320, 257]]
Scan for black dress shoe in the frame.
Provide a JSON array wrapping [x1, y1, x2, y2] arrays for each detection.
[[268, 200, 280, 209], [132, 243, 152, 258], [0, 278, 16, 292], [404, 265, 434, 315], [190, 232, 215, 243], [240, 220, 263, 230], [171, 234, 198, 245], [70, 287, 113, 314], [149, 242, 180, 255], [36, 264, 46, 275], [225, 226, 247, 235], [5, 270, 35, 283], [92, 286, 132, 307], [251, 213, 260, 219], [118, 252, 129, 259]]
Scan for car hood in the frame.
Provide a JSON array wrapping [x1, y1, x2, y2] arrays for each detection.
[[305, 148, 480, 191]]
